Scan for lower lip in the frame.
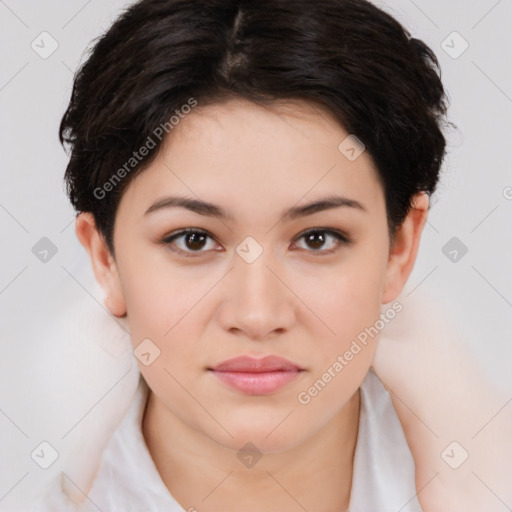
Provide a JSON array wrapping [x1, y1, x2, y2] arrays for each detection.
[[209, 370, 301, 395]]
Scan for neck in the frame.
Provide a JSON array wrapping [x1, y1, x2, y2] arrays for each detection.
[[142, 388, 361, 512]]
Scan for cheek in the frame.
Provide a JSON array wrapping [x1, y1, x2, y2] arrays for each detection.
[[123, 283, 205, 380], [121, 274, 204, 411], [299, 249, 387, 347], [118, 243, 207, 339], [292, 247, 388, 410], [115, 259, 201, 393], [293, 264, 385, 424]]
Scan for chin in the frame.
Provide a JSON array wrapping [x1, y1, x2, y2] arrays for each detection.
[[226, 434, 304, 456], [207, 418, 307, 455]]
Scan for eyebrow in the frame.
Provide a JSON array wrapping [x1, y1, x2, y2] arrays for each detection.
[[144, 194, 366, 221]]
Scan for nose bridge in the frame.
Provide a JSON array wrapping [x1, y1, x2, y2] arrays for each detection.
[[236, 247, 279, 301], [221, 240, 295, 338]]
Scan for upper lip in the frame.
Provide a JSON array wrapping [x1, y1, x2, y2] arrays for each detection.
[[209, 355, 303, 373]]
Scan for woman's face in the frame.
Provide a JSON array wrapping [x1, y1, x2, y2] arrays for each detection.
[[110, 97, 400, 452]]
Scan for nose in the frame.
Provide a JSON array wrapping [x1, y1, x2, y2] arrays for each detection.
[[216, 249, 296, 341]]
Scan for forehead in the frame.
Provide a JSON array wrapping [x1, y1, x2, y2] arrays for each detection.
[[167, 97, 360, 166], [119, 97, 385, 222]]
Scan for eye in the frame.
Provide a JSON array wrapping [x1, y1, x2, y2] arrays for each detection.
[[161, 227, 350, 258], [161, 229, 219, 257], [291, 229, 350, 254]]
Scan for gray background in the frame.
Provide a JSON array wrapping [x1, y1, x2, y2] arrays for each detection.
[[0, 0, 511, 509]]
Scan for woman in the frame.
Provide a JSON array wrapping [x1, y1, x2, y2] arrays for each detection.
[[25, 0, 510, 510]]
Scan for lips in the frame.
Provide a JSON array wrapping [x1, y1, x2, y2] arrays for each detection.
[[208, 355, 304, 395], [209, 355, 303, 373]]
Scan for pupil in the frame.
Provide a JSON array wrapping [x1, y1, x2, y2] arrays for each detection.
[[308, 232, 325, 249], [186, 232, 206, 250]]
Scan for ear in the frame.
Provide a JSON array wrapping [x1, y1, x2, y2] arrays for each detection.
[[382, 192, 429, 304], [75, 212, 127, 317]]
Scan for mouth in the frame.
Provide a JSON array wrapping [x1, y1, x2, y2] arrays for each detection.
[[207, 355, 305, 395]]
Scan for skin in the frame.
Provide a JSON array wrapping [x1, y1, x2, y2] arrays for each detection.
[[76, 97, 428, 512], [373, 289, 512, 511]]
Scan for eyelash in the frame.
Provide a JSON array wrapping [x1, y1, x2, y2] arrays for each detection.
[[161, 228, 351, 258]]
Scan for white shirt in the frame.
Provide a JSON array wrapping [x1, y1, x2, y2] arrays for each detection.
[[29, 369, 423, 512]]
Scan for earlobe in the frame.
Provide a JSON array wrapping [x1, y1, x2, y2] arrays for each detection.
[[75, 212, 127, 317], [382, 192, 429, 304]]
